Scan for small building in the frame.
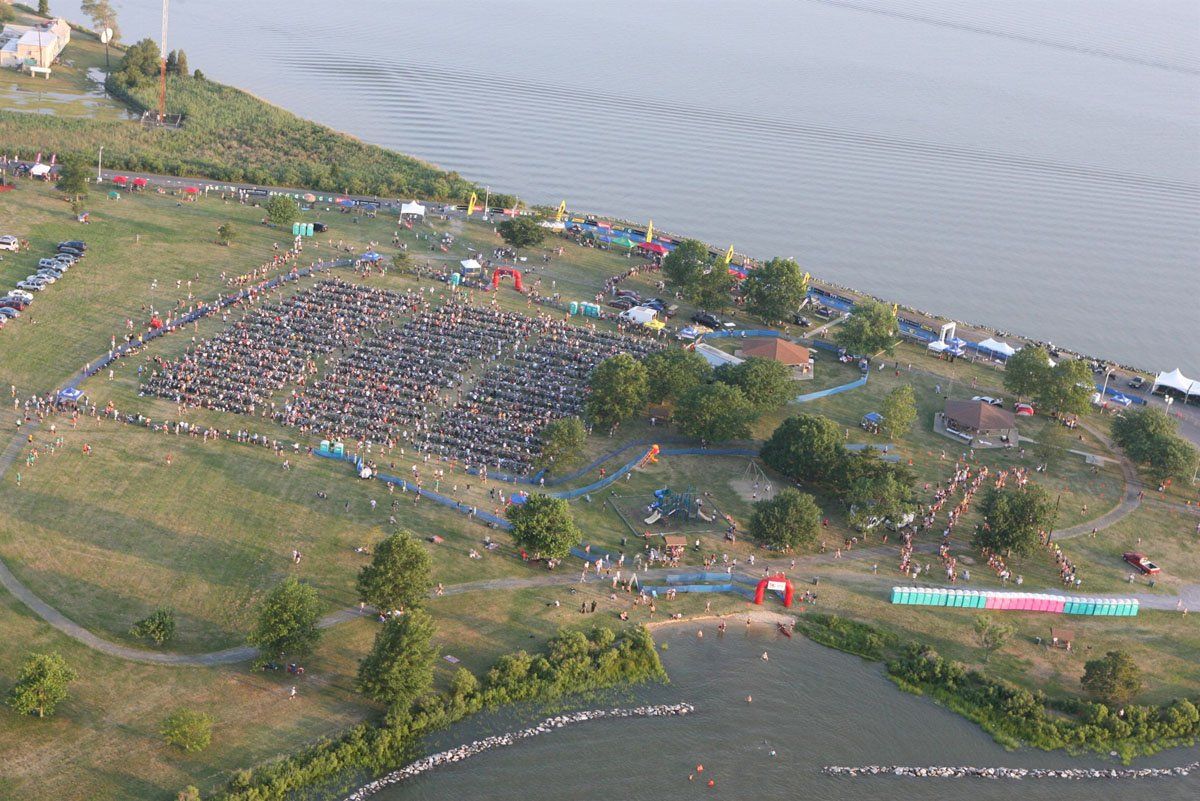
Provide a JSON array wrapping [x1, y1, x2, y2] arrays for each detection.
[[0, 18, 71, 69], [693, 342, 743, 368], [942, 399, 1018, 447], [735, 338, 813, 379]]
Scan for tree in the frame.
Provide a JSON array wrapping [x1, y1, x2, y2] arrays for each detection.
[[973, 616, 1015, 663], [749, 488, 821, 550], [715, 356, 793, 411], [247, 577, 323, 665], [265, 195, 299, 227], [161, 708, 213, 752], [974, 482, 1056, 557], [165, 50, 178, 75], [216, 222, 236, 246], [506, 494, 580, 559], [760, 413, 846, 484], [177, 788, 201, 801], [742, 257, 808, 322], [880, 385, 917, 439], [641, 347, 711, 404], [1112, 407, 1199, 482], [675, 382, 757, 442], [55, 153, 89, 200], [82, 1, 121, 42], [839, 451, 917, 526], [38, 0, 50, 16], [1035, 359, 1093, 416], [585, 353, 648, 429], [835, 298, 896, 355], [129, 608, 176, 645], [1003, 345, 1051, 401], [113, 38, 160, 86], [689, 267, 734, 312], [173, 49, 189, 76], [357, 608, 438, 709], [356, 531, 432, 614], [661, 239, 711, 293], [1081, 650, 1143, 706], [6, 652, 75, 718], [0, 4, 15, 25], [497, 216, 546, 250], [535, 416, 587, 471]]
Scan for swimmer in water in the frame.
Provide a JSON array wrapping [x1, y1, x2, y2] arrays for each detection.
[[762, 651, 769, 661]]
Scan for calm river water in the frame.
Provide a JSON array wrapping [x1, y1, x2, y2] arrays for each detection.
[[369, 626, 1198, 801], [97, 0, 1198, 373]]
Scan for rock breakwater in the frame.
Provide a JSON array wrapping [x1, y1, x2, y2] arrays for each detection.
[[823, 762, 1199, 780]]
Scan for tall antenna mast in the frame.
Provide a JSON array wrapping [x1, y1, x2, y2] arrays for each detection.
[[158, 0, 169, 121]]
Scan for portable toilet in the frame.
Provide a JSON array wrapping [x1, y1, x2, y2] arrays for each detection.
[[891, 587, 902, 604], [1094, 599, 1111, 616], [934, 588, 949, 607], [292, 222, 301, 236], [319, 439, 331, 454], [305, 223, 314, 237], [450, 272, 462, 287], [1129, 599, 1139, 617], [332, 442, 344, 457], [569, 301, 579, 315], [900, 587, 914, 604]]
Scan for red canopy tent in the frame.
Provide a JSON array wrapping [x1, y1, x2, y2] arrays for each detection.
[[111, 175, 128, 185], [132, 177, 148, 188], [184, 186, 199, 194], [637, 242, 667, 255]]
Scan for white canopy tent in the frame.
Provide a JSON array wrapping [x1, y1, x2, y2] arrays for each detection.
[[1152, 368, 1199, 399], [459, 258, 483, 274], [927, 340, 949, 353], [977, 337, 1017, 358], [400, 201, 426, 217], [538, 220, 566, 230], [29, 163, 51, 177]]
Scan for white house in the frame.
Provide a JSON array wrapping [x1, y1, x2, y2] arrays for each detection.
[[0, 18, 72, 70]]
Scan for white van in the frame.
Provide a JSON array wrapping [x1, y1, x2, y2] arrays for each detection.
[[0, 235, 18, 252]]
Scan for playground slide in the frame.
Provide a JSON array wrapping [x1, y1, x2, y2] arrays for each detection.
[[644, 510, 663, 525], [696, 509, 714, 523]]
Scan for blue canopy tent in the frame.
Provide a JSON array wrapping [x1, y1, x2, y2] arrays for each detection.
[[57, 387, 85, 404], [359, 252, 383, 262], [861, 411, 883, 433]]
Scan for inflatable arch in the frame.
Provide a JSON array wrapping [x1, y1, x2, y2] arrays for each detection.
[[491, 267, 524, 292], [754, 573, 794, 607]]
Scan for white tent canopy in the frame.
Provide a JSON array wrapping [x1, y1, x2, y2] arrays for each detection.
[[977, 337, 1017, 357], [459, 258, 482, 273], [400, 201, 426, 217], [927, 340, 949, 353], [29, 163, 51, 177], [538, 220, 566, 230], [1152, 368, 1199, 398]]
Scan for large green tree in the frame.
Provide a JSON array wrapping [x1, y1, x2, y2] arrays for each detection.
[[113, 37, 160, 86], [661, 238, 711, 293], [585, 353, 649, 429], [749, 488, 821, 550], [690, 267, 734, 312], [497, 216, 546, 250], [742, 257, 808, 322], [1003, 345, 1052, 401], [357, 608, 438, 709], [760, 413, 846, 484], [6, 652, 76, 718], [82, 1, 121, 41], [715, 356, 793, 411], [506, 494, 580, 559], [835, 299, 896, 355], [356, 531, 433, 613], [839, 451, 917, 527], [37, 0, 50, 16], [1035, 359, 1094, 416], [973, 616, 1015, 663], [55, 153, 89, 199], [974, 482, 1056, 557], [675, 382, 757, 442], [535, 416, 587, 471], [161, 708, 213, 752], [247, 577, 324, 665], [1081, 650, 1143, 706], [879, 385, 917, 439], [641, 347, 711, 404], [1112, 407, 1199, 482], [265, 195, 300, 227]]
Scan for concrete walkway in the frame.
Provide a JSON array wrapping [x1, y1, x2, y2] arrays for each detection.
[[1053, 421, 1143, 540]]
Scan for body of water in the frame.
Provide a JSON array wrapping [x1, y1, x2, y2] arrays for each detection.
[[368, 625, 1199, 801], [99, 0, 1198, 372]]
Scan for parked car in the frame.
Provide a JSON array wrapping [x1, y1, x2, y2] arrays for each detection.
[[662, 304, 679, 319], [37, 268, 65, 280], [57, 240, 87, 252], [38, 258, 61, 269], [607, 297, 635, 311], [53, 253, 78, 265], [1123, 552, 1160, 575], [0, 298, 29, 311], [6, 289, 34, 302], [16, 280, 47, 291], [792, 313, 812, 327], [972, 395, 1004, 406], [313, 222, 328, 233], [1127, 375, 1146, 390], [0, 235, 18, 251], [55, 246, 83, 259], [1013, 402, 1035, 416], [0, 307, 19, 319], [692, 311, 728, 329]]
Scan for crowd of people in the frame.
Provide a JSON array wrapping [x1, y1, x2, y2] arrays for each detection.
[[141, 279, 407, 413]]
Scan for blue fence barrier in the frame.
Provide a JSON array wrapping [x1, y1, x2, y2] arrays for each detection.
[[794, 374, 868, 403]]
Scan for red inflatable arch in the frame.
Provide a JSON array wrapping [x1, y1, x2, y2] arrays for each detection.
[[491, 266, 524, 292], [754, 573, 794, 607]]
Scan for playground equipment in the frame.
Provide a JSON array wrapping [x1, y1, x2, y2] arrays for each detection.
[[645, 485, 697, 523], [491, 266, 524, 292], [638, 444, 661, 469], [754, 573, 795, 608]]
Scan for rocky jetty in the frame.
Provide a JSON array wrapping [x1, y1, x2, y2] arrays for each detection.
[[340, 703, 695, 800], [822, 761, 1199, 780]]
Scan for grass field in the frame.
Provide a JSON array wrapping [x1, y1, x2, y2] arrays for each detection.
[[0, 180, 1195, 800]]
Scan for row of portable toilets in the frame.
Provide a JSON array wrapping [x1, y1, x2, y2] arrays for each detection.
[[890, 587, 1138, 616]]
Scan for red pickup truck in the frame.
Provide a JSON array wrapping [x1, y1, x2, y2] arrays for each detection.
[[1123, 552, 1160, 575]]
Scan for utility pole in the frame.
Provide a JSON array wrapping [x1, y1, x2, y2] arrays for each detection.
[[96, 146, 104, 181], [158, 0, 170, 122]]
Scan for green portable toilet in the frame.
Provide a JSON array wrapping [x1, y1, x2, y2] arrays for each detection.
[[292, 222, 300, 236], [911, 588, 925, 605], [569, 301, 579, 315], [1129, 600, 1139, 617], [901, 587, 915, 604], [332, 442, 344, 457], [305, 223, 314, 237], [934, 588, 949, 607], [949, 590, 963, 608], [890, 587, 901, 604], [450, 272, 461, 287], [1097, 600, 1113, 616], [1063, 599, 1080, 615], [318, 439, 330, 454], [1119, 600, 1134, 616], [971, 591, 987, 609]]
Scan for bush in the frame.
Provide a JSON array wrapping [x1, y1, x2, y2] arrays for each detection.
[[162, 708, 214, 753], [130, 608, 176, 645]]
